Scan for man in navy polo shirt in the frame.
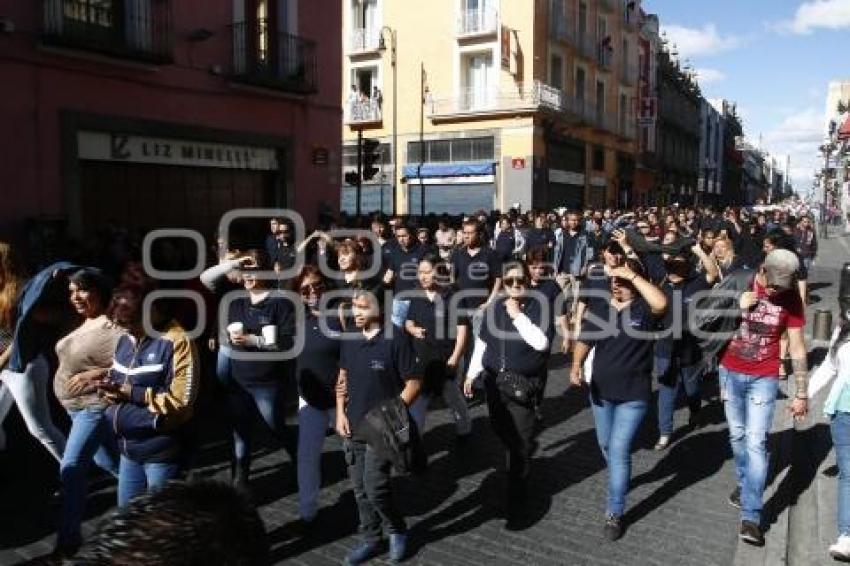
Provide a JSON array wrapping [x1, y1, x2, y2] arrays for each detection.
[[383, 224, 425, 326], [335, 290, 422, 565]]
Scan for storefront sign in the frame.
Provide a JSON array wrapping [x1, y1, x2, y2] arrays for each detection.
[[549, 169, 584, 185], [77, 131, 279, 170]]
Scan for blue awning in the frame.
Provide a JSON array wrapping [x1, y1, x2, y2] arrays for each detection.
[[403, 162, 495, 179]]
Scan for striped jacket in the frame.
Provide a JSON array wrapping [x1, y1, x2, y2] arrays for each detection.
[[104, 320, 199, 463]]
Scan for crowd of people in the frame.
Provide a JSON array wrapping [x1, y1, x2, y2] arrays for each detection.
[[2, 198, 850, 564]]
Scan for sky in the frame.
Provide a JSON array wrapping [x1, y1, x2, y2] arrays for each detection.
[[642, 0, 850, 197]]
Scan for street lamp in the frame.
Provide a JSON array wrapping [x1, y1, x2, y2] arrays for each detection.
[[820, 140, 837, 238], [377, 26, 398, 216]]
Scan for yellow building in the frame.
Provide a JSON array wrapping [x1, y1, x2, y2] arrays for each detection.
[[341, 0, 640, 216]]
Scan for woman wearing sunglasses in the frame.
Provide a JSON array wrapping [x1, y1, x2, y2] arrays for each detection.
[[572, 259, 667, 541], [293, 264, 344, 526], [463, 261, 552, 520], [224, 249, 297, 493]]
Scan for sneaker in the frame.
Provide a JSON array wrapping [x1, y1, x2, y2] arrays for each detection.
[[688, 408, 703, 429], [388, 533, 408, 563], [654, 435, 671, 451], [345, 540, 384, 565], [829, 535, 850, 560], [739, 521, 764, 546], [603, 514, 624, 541], [728, 486, 741, 509]]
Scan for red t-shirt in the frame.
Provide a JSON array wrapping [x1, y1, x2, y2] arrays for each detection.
[[719, 279, 805, 377]]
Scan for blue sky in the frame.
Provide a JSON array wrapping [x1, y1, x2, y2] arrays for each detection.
[[642, 0, 850, 195]]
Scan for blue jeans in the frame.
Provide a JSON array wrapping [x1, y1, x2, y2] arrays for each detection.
[[832, 412, 850, 536], [117, 455, 180, 507], [657, 363, 703, 436], [719, 366, 780, 525], [58, 408, 119, 546], [216, 347, 232, 386], [227, 381, 297, 474], [590, 397, 649, 516], [390, 298, 411, 328]]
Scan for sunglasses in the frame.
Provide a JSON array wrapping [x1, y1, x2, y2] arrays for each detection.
[[299, 283, 325, 295], [503, 276, 526, 287]]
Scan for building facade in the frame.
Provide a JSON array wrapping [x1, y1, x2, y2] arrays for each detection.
[[698, 98, 724, 206], [653, 45, 700, 206], [0, 0, 341, 244], [633, 10, 659, 205], [340, 0, 641, 216]]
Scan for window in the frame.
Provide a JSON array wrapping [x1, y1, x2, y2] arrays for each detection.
[[342, 143, 390, 168], [596, 80, 605, 117], [407, 137, 495, 163], [592, 146, 605, 170], [352, 66, 379, 99], [550, 54, 564, 90], [63, 0, 114, 27], [619, 93, 627, 130], [578, 1, 587, 40], [576, 67, 586, 101]]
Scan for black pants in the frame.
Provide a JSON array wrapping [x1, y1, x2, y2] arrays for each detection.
[[483, 375, 538, 487], [343, 437, 406, 543]]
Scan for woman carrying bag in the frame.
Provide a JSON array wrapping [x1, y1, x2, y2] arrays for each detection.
[[463, 261, 553, 519]]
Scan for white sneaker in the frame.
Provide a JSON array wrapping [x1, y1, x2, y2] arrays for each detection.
[[654, 435, 670, 451], [829, 535, 850, 560]]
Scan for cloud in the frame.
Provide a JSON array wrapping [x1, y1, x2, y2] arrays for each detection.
[[694, 68, 726, 85], [776, 0, 850, 35], [760, 107, 827, 191], [660, 23, 741, 58]]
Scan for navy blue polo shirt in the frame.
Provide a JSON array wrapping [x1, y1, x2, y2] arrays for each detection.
[[588, 298, 658, 402], [406, 288, 470, 358], [297, 312, 343, 409], [388, 242, 425, 293], [658, 274, 711, 367], [451, 246, 502, 308], [529, 278, 566, 325], [340, 326, 420, 427], [495, 231, 515, 261], [558, 232, 581, 274], [479, 297, 552, 378], [227, 295, 294, 386], [578, 263, 611, 325], [525, 228, 555, 252]]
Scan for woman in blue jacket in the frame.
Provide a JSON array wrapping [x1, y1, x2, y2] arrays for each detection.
[[101, 280, 200, 507]]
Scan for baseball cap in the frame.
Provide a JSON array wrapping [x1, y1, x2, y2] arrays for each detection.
[[762, 249, 798, 289]]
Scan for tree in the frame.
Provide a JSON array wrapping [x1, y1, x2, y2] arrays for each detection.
[[839, 100, 849, 114]]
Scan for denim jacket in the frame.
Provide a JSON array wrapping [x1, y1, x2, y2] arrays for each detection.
[[8, 262, 78, 372], [553, 229, 592, 276]]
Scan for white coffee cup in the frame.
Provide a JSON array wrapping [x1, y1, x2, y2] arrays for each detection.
[[261, 324, 277, 346], [227, 322, 244, 342]]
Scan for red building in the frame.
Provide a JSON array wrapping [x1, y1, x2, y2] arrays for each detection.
[[0, 0, 341, 245]]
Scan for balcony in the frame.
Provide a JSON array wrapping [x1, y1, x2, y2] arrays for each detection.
[[349, 27, 380, 54], [345, 99, 383, 127], [457, 7, 498, 38], [598, 0, 617, 13], [42, 0, 172, 63], [623, 61, 638, 86], [231, 21, 318, 94], [550, 19, 576, 44], [428, 81, 581, 121]]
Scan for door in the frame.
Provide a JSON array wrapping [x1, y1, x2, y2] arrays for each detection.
[[465, 53, 492, 110]]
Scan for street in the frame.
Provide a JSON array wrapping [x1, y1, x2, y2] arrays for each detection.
[[1, 235, 844, 566]]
